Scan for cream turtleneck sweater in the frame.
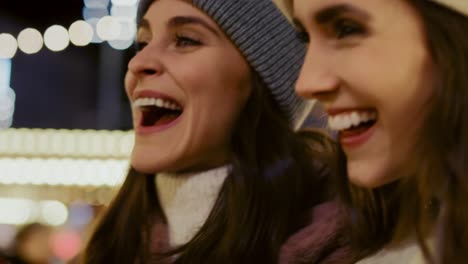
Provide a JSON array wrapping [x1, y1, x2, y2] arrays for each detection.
[[357, 238, 435, 264], [155, 165, 229, 247], [357, 242, 425, 264]]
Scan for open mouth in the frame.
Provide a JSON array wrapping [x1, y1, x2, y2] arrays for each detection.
[[133, 97, 183, 128], [328, 110, 377, 137]]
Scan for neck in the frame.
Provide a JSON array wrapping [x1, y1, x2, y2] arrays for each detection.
[[155, 165, 230, 247]]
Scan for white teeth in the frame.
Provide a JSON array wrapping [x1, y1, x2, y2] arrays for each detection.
[[328, 111, 377, 131], [133, 97, 182, 111], [155, 98, 164, 108], [350, 112, 360, 126]]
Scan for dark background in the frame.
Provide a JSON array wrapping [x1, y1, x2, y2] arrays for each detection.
[[0, 0, 134, 130]]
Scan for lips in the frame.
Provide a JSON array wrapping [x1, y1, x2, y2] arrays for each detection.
[[132, 90, 183, 134], [327, 108, 378, 148]]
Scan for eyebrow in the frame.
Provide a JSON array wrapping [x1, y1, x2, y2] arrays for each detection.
[[168, 16, 220, 37], [315, 4, 371, 24], [138, 16, 220, 37]]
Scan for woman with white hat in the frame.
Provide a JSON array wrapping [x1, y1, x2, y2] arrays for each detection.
[[290, 0, 468, 263]]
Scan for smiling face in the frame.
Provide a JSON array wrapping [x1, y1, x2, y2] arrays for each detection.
[[125, 0, 252, 173], [292, 0, 437, 187]]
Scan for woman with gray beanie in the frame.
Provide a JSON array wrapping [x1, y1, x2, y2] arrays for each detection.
[[82, 0, 355, 263]]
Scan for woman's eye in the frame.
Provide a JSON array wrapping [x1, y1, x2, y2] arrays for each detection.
[[175, 34, 202, 47], [333, 19, 365, 39], [134, 41, 148, 52], [296, 31, 310, 43]]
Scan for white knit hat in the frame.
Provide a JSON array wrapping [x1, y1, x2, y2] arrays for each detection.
[[431, 0, 468, 16]]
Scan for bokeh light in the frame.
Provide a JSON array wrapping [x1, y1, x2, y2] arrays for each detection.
[[17, 28, 43, 54], [68, 203, 94, 228], [69, 21, 94, 46], [0, 88, 15, 129], [0, 58, 11, 93], [0, 58, 15, 129], [0, 198, 35, 225], [50, 230, 82, 262], [111, 5, 138, 18], [83, 7, 109, 21], [86, 18, 105, 43], [111, 0, 138, 6], [40, 200, 68, 226], [96, 16, 122, 40], [44, 25, 70, 52], [0, 158, 127, 187], [84, 0, 110, 9], [0, 34, 18, 59], [116, 18, 136, 40], [108, 39, 133, 50]]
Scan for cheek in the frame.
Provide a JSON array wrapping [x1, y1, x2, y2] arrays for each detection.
[[189, 79, 249, 137], [332, 46, 379, 93], [124, 71, 136, 98], [177, 52, 251, 105], [375, 49, 433, 126], [180, 59, 250, 144]]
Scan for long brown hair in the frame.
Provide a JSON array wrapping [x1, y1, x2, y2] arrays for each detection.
[[82, 72, 337, 264], [335, 1, 468, 263]]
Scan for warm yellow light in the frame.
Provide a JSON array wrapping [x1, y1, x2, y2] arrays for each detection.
[[0, 198, 69, 226], [0, 157, 128, 187], [69, 21, 94, 46], [40, 200, 68, 226], [0, 128, 134, 158], [0, 34, 18, 59], [44, 25, 70, 52], [17, 28, 43, 54], [0, 198, 36, 225]]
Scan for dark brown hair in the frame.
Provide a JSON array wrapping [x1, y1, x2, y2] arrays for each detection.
[[82, 71, 337, 264], [335, 1, 468, 263]]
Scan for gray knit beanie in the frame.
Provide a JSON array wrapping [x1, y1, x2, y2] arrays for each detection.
[[137, 0, 312, 128]]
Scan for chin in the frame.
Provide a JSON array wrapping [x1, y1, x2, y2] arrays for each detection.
[[349, 174, 386, 189], [130, 152, 169, 174], [347, 162, 397, 189], [130, 161, 159, 174]]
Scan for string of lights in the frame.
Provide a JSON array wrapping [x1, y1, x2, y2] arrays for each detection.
[[0, 128, 133, 159], [0, 0, 140, 59], [0, 129, 131, 195], [0, 157, 127, 187]]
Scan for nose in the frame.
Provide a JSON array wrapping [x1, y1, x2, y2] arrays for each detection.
[[127, 43, 164, 79], [295, 45, 340, 102]]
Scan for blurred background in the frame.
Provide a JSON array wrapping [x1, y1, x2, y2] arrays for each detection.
[[0, 0, 326, 263], [0, 0, 137, 263]]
